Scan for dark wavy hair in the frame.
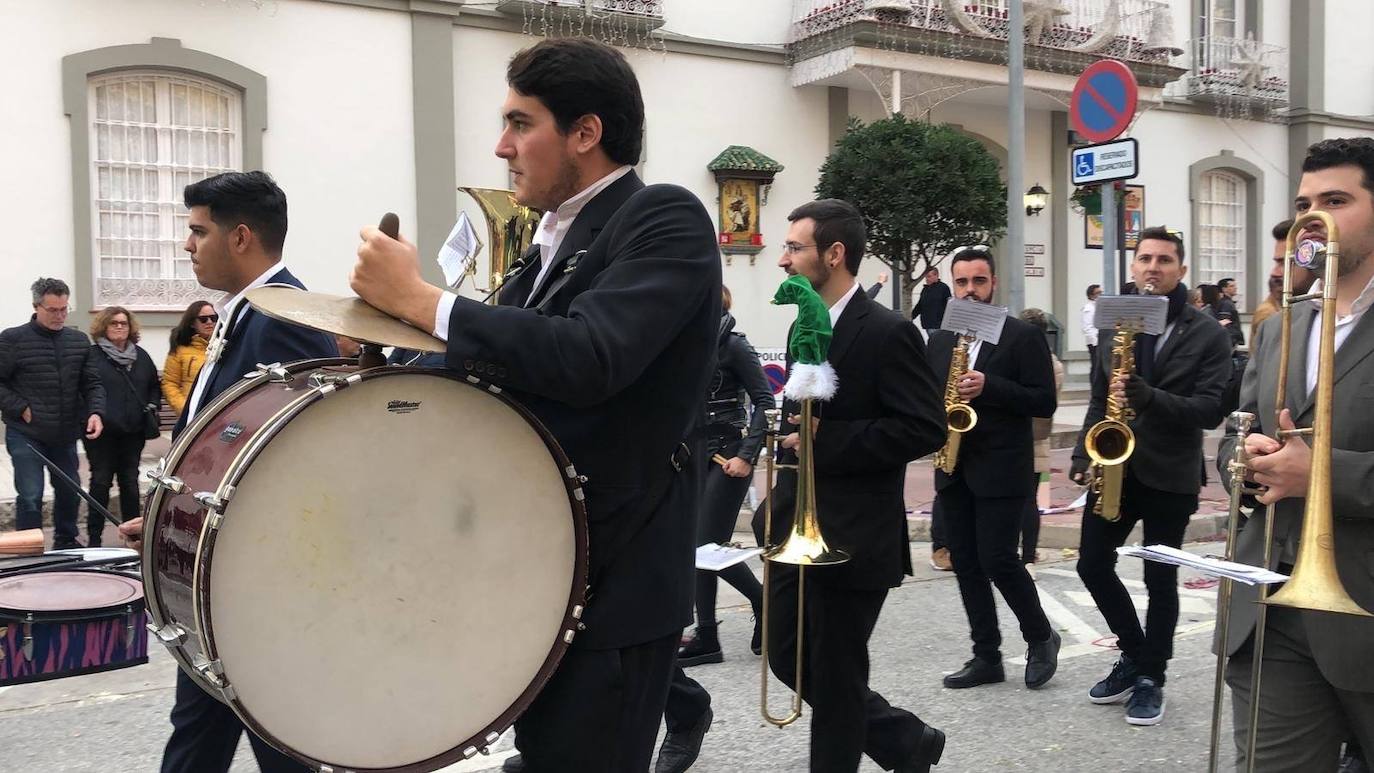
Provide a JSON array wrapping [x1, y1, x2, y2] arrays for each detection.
[[1302, 137, 1374, 195], [183, 171, 288, 256], [506, 38, 645, 166], [787, 198, 867, 275], [169, 300, 215, 349]]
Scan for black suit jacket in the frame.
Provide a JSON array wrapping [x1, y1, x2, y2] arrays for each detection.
[[1072, 303, 1231, 494], [927, 316, 1057, 498], [752, 290, 946, 590], [171, 268, 339, 438], [443, 172, 721, 648]]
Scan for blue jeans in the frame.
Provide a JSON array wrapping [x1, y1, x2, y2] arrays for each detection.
[[6, 427, 80, 545]]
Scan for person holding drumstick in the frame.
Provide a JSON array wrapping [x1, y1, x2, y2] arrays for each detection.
[[350, 38, 720, 773], [119, 171, 336, 773]]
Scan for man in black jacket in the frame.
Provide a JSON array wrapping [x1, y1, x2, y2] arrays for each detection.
[[927, 248, 1061, 692], [913, 266, 952, 334], [752, 199, 947, 772], [119, 171, 335, 773], [0, 277, 104, 549], [1070, 227, 1231, 727], [351, 39, 719, 773]]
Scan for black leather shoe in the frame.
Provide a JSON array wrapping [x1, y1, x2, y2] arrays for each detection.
[[678, 628, 723, 667], [1024, 629, 1061, 689], [896, 725, 946, 773], [654, 707, 712, 773], [942, 656, 1005, 689], [750, 615, 762, 656], [52, 539, 84, 551], [501, 753, 525, 773]]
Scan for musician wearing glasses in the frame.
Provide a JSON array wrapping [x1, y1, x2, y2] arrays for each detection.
[[350, 39, 720, 773], [1217, 138, 1374, 770], [1069, 227, 1232, 727], [926, 248, 1061, 693], [754, 199, 948, 772]]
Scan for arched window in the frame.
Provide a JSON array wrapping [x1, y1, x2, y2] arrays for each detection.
[[88, 71, 242, 309], [1196, 169, 1247, 308]]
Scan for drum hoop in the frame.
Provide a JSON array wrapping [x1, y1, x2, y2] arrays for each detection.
[[141, 359, 354, 685], [0, 570, 146, 621], [195, 366, 591, 772]]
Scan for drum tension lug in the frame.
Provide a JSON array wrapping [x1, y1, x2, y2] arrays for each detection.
[[21, 614, 34, 661], [124, 605, 136, 650], [194, 491, 227, 514], [463, 746, 480, 759], [572, 604, 584, 620], [150, 622, 189, 645], [250, 362, 292, 383], [148, 472, 188, 495]]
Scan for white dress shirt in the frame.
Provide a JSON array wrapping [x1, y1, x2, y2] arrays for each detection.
[[183, 262, 283, 424], [1082, 300, 1098, 342], [1305, 272, 1374, 395], [828, 280, 860, 330], [431, 165, 635, 341]]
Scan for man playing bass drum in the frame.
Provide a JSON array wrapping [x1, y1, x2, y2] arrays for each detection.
[[1070, 227, 1231, 727]]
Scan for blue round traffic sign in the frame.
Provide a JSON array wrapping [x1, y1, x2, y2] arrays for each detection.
[[763, 363, 787, 396], [1070, 60, 1139, 144]]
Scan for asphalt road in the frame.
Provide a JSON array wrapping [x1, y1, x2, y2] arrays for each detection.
[[0, 541, 1237, 772]]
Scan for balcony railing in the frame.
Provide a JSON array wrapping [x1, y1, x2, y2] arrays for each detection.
[[791, 0, 1184, 66], [1176, 35, 1289, 106], [496, 0, 665, 30]]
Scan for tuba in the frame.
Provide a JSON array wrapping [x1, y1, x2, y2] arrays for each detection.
[[459, 187, 542, 302], [1082, 282, 1152, 521], [933, 335, 978, 474]]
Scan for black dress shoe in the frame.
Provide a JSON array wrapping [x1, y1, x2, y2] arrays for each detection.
[[1024, 629, 1061, 689], [896, 725, 946, 773], [52, 539, 84, 551], [942, 656, 1005, 689], [654, 707, 712, 773], [678, 629, 723, 667], [501, 753, 525, 773], [750, 616, 762, 656]]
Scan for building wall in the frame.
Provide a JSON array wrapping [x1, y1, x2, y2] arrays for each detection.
[[1, 0, 415, 364]]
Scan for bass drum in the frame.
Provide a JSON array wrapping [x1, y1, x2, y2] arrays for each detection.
[[142, 360, 588, 771]]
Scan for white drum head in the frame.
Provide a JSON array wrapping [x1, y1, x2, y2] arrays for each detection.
[[206, 372, 577, 769]]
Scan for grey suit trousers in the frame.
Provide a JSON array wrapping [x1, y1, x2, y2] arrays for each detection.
[[1225, 604, 1374, 772]]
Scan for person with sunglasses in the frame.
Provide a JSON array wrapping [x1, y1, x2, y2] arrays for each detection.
[[162, 301, 218, 417]]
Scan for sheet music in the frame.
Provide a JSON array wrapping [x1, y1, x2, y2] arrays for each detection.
[[695, 543, 764, 571], [939, 298, 1007, 345], [438, 212, 483, 288], [1094, 295, 1169, 336], [1118, 544, 1289, 585]]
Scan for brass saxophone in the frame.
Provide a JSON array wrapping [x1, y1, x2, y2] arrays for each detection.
[[934, 334, 978, 474], [1082, 283, 1152, 520]]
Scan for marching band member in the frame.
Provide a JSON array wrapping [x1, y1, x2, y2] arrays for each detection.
[[755, 198, 947, 772], [1070, 226, 1231, 727], [926, 247, 1061, 692], [1218, 137, 1374, 770], [350, 38, 720, 773]]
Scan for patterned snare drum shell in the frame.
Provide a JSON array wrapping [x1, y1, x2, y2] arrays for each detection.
[[0, 570, 148, 686]]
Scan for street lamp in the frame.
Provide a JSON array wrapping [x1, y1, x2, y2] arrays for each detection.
[[1024, 183, 1049, 216]]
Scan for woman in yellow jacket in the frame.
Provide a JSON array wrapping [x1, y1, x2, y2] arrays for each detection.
[[162, 301, 217, 416]]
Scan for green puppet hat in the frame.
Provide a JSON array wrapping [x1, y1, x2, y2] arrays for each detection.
[[772, 274, 838, 401]]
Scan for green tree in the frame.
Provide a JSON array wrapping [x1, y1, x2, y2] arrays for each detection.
[[816, 115, 1006, 315]]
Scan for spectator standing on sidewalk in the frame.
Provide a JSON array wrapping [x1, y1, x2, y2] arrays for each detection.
[[0, 278, 105, 549]]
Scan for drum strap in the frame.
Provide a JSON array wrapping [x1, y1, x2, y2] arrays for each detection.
[[586, 440, 693, 601]]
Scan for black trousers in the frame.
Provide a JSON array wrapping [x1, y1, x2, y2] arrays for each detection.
[[938, 475, 1052, 661], [161, 668, 307, 773], [514, 632, 680, 772], [1020, 472, 1041, 564], [84, 430, 145, 537], [694, 460, 762, 625], [665, 666, 711, 734], [766, 564, 929, 772], [930, 497, 946, 552], [1076, 470, 1196, 682]]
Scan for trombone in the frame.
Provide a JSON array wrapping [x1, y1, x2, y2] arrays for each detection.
[[759, 403, 849, 726], [1206, 211, 1373, 773]]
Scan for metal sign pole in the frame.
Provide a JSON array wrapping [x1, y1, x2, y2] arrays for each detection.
[[1101, 183, 1117, 293]]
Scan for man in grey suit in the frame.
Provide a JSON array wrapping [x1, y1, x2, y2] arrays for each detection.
[[1218, 137, 1374, 771], [1070, 227, 1232, 727]]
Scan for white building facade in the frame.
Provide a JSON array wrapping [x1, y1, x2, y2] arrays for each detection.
[[3, 0, 1372, 376]]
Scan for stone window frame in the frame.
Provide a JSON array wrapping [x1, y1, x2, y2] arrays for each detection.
[[63, 37, 266, 327], [1188, 151, 1265, 310]]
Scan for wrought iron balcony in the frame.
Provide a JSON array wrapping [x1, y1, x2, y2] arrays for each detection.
[[495, 0, 665, 31], [1176, 35, 1289, 107], [788, 0, 1187, 89]]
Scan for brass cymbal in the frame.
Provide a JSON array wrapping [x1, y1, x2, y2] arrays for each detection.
[[245, 286, 445, 353]]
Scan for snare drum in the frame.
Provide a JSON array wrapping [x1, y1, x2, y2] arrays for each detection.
[[0, 569, 148, 686], [142, 360, 588, 771]]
